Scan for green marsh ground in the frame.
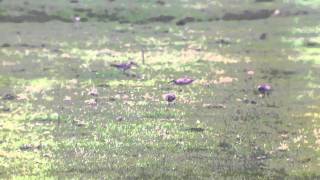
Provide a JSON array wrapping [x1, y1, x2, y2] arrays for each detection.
[[0, 0, 320, 179]]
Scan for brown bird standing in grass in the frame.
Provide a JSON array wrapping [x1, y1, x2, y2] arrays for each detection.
[[170, 77, 194, 85], [110, 61, 138, 72]]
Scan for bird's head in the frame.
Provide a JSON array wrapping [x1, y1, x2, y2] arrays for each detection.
[[129, 61, 139, 66]]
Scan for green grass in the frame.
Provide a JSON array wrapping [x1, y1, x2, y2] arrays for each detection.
[[1, 0, 320, 179]]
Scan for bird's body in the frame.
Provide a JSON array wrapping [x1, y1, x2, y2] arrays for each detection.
[[110, 61, 138, 71], [163, 93, 176, 103], [257, 84, 272, 95], [171, 77, 194, 85]]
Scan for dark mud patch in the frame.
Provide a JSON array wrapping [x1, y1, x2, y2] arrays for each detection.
[[261, 68, 298, 77], [70, 0, 79, 3], [1, 43, 11, 48], [0, 106, 10, 112], [222, 9, 275, 21], [156, 0, 165, 5], [218, 141, 232, 149], [168, 8, 313, 25], [147, 15, 175, 23], [86, 9, 126, 23], [184, 127, 205, 132], [2, 93, 16, 100], [221, 9, 312, 21], [176, 17, 198, 26], [304, 41, 320, 47], [19, 43, 46, 48], [216, 39, 231, 45], [171, 9, 313, 25], [1, 43, 46, 49], [277, 10, 309, 17], [74, 8, 92, 13], [259, 33, 267, 40], [255, 0, 274, 2], [0, 10, 71, 23]]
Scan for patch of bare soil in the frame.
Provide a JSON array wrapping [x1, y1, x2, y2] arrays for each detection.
[[222, 9, 311, 21], [255, 0, 274, 2], [176, 17, 197, 26], [0, 7, 313, 24], [222, 9, 275, 21], [147, 15, 175, 23], [0, 43, 46, 49], [86, 9, 126, 23], [0, 10, 71, 23]]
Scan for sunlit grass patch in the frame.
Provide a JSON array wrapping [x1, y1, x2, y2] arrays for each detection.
[[0, 112, 57, 178], [0, 151, 53, 178], [50, 41, 238, 67], [0, 92, 61, 178], [140, 48, 238, 65], [140, 108, 184, 119], [0, 75, 14, 88], [108, 79, 156, 87], [287, 25, 320, 64], [293, 50, 320, 64], [23, 78, 58, 93], [53, 119, 218, 175], [293, 0, 320, 7], [6, 78, 60, 101], [292, 25, 320, 35], [0, 0, 320, 178], [25, 112, 60, 122]]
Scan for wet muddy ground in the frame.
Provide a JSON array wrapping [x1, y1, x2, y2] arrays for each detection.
[[0, 0, 320, 179]]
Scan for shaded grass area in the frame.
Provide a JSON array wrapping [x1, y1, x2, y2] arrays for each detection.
[[0, 0, 319, 24], [0, 0, 320, 179]]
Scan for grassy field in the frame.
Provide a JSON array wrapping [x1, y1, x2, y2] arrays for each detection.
[[0, 0, 320, 179]]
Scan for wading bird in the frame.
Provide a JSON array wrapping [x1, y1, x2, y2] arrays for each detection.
[[110, 61, 138, 72], [170, 77, 194, 85]]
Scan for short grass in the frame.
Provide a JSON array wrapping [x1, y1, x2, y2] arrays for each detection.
[[0, 0, 320, 179]]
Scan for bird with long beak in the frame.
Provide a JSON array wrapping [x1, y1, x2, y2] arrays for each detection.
[[170, 77, 194, 85], [110, 61, 138, 72]]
